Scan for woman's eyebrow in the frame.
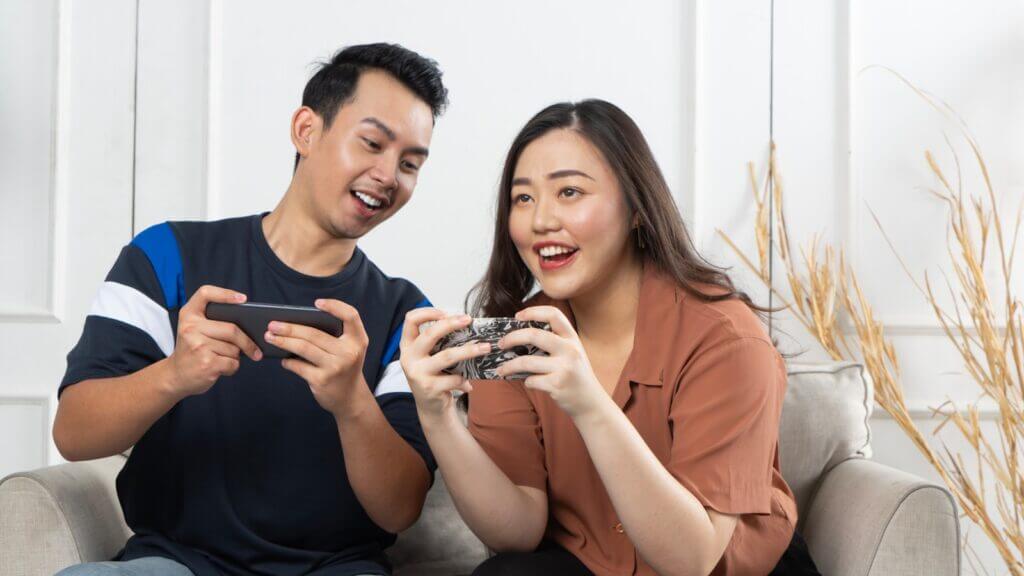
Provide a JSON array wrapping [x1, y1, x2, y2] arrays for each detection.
[[549, 169, 594, 181], [512, 169, 595, 187]]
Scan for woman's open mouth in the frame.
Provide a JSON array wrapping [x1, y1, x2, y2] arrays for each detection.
[[537, 245, 580, 271]]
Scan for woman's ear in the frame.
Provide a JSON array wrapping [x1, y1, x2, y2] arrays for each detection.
[[291, 106, 320, 161]]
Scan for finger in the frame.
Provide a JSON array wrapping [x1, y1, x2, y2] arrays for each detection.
[[495, 355, 558, 379], [401, 308, 448, 352], [215, 356, 241, 377], [198, 320, 262, 361], [265, 331, 330, 366], [315, 299, 367, 342], [430, 374, 474, 395], [281, 357, 318, 383], [522, 374, 554, 393], [498, 328, 565, 355], [416, 314, 473, 356], [203, 337, 241, 360], [425, 342, 492, 375], [189, 285, 247, 314], [514, 306, 575, 338], [268, 321, 338, 354]]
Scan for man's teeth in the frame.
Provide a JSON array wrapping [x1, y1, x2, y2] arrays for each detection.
[[539, 246, 577, 257], [353, 191, 382, 208]]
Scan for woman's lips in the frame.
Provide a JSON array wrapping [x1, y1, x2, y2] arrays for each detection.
[[538, 249, 579, 271]]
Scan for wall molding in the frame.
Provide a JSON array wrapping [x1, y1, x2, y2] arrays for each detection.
[[0, 396, 51, 471]]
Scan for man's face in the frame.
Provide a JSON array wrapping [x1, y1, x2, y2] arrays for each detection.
[[297, 70, 434, 239]]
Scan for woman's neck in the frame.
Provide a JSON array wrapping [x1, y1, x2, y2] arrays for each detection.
[[262, 185, 357, 278], [568, 254, 644, 348]]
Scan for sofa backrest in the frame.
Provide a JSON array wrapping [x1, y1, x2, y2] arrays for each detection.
[[779, 361, 874, 527]]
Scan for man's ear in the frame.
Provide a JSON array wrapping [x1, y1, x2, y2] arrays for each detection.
[[291, 106, 320, 160]]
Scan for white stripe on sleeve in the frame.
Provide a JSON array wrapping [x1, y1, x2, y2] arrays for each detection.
[[89, 281, 176, 357], [375, 360, 412, 396]]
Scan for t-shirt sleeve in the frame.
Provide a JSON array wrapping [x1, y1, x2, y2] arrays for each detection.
[[467, 378, 547, 491], [668, 336, 784, 515], [374, 285, 436, 475], [60, 236, 178, 397]]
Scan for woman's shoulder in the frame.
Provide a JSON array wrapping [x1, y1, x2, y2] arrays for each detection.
[[674, 280, 772, 347]]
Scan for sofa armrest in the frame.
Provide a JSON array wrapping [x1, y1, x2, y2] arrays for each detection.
[[0, 456, 131, 576], [802, 457, 960, 576]]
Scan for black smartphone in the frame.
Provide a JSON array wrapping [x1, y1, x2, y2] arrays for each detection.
[[205, 302, 343, 359]]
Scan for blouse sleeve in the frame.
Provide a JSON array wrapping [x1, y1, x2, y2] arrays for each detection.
[[467, 379, 547, 491]]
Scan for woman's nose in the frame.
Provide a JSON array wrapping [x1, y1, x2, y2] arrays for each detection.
[[531, 197, 560, 232]]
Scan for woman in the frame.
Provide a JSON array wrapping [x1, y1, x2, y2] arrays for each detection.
[[399, 100, 815, 575]]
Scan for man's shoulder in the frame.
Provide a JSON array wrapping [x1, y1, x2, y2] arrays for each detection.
[[358, 251, 429, 309]]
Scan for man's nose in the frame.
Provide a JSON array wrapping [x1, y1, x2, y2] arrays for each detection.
[[369, 153, 399, 192]]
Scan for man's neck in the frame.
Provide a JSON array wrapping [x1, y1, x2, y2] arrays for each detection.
[[262, 185, 357, 278]]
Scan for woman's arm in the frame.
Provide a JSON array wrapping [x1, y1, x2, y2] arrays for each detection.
[[497, 306, 741, 576], [421, 407, 548, 552], [574, 397, 737, 576], [400, 308, 548, 552]]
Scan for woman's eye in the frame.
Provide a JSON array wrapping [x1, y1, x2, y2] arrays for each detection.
[[513, 193, 532, 204], [560, 187, 581, 198]]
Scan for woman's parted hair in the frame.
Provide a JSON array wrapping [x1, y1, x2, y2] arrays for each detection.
[[466, 99, 769, 321]]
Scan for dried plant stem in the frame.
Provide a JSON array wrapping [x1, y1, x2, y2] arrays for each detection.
[[722, 121, 1024, 572]]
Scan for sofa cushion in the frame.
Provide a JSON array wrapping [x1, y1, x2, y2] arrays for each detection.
[[390, 473, 488, 575], [780, 361, 873, 526]]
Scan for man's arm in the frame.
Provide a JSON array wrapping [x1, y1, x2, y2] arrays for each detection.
[[334, 381, 431, 533], [54, 285, 261, 461], [54, 359, 181, 461], [266, 298, 431, 533]]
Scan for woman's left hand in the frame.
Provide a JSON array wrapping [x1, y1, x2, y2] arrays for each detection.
[[494, 306, 609, 420]]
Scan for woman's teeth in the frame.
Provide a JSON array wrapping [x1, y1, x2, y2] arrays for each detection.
[[539, 246, 578, 258], [353, 190, 382, 208]]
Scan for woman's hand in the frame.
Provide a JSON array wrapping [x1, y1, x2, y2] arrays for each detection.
[[400, 309, 491, 424], [494, 306, 609, 420]]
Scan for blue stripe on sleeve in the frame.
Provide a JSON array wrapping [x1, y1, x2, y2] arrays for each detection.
[[381, 298, 432, 367], [130, 223, 185, 309]]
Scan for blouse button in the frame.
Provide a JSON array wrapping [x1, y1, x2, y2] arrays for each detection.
[[613, 522, 625, 534]]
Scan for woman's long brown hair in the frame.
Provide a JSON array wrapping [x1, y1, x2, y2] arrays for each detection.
[[467, 99, 770, 320]]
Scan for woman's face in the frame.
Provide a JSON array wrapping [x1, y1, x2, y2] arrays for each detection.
[[508, 128, 635, 302]]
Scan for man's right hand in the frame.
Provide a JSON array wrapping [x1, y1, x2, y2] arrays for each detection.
[[165, 285, 262, 399]]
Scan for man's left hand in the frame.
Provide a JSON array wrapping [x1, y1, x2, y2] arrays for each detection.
[[266, 298, 369, 416]]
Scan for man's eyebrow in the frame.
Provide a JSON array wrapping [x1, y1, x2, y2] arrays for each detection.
[[360, 117, 396, 141], [360, 117, 429, 157], [511, 169, 594, 187]]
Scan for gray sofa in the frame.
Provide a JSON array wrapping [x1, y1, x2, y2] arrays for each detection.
[[0, 362, 960, 575]]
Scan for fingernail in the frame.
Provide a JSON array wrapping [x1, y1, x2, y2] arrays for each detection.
[[254, 350, 263, 361], [268, 321, 280, 332], [459, 315, 471, 323], [496, 338, 505, 349], [314, 299, 324, 307], [477, 343, 491, 353], [236, 293, 246, 302], [265, 332, 275, 342]]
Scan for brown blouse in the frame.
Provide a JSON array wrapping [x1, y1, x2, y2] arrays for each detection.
[[467, 265, 797, 575]]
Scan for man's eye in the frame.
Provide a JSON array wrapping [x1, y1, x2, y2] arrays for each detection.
[[401, 161, 420, 172], [362, 138, 381, 151]]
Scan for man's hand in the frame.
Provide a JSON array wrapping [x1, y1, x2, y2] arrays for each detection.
[[266, 298, 369, 416], [166, 285, 263, 399]]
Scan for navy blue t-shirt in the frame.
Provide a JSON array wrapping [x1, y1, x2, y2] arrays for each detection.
[[60, 214, 435, 576]]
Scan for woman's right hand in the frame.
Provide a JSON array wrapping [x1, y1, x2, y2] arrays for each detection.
[[399, 308, 491, 423]]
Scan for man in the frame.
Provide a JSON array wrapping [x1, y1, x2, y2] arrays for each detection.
[[53, 43, 448, 576]]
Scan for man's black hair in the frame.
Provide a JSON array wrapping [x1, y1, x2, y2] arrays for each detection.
[[294, 43, 448, 170]]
